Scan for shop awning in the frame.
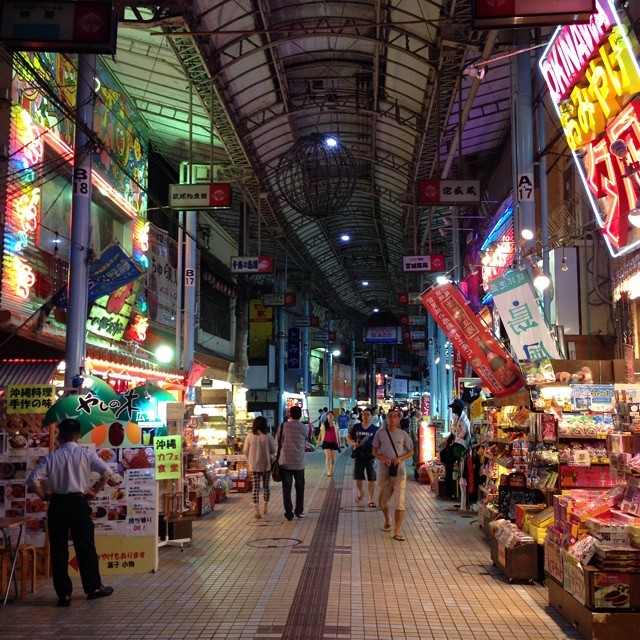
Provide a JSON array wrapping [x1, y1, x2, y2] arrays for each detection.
[[0, 358, 61, 387]]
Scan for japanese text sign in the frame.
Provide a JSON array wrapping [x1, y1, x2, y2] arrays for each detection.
[[6, 384, 56, 414], [169, 183, 231, 208], [230, 256, 273, 274], [539, 0, 640, 256], [418, 179, 480, 204], [154, 435, 182, 479], [420, 284, 524, 397], [489, 269, 561, 360], [402, 254, 446, 272]]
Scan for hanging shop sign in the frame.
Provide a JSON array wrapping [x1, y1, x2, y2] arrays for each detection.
[[539, 0, 640, 257], [263, 292, 296, 306], [481, 222, 515, 292], [168, 183, 231, 209], [472, 0, 594, 29], [292, 316, 319, 328], [364, 327, 402, 343], [154, 435, 182, 480], [402, 254, 446, 272], [147, 225, 178, 328], [6, 385, 56, 414], [288, 327, 301, 369], [230, 256, 273, 274], [420, 284, 525, 397], [314, 330, 336, 342], [417, 179, 480, 204], [0, 1, 118, 54], [489, 269, 562, 360]]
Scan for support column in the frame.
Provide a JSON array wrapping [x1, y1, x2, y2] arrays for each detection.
[[302, 296, 310, 395], [326, 320, 333, 409], [427, 314, 438, 418], [65, 54, 96, 387], [437, 326, 448, 426], [277, 276, 286, 427], [182, 209, 197, 386], [351, 335, 357, 408], [515, 29, 536, 258]]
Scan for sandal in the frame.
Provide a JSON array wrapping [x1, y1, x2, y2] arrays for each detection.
[[392, 534, 406, 541], [382, 523, 391, 532], [355, 494, 363, 504], [368, 501, 377, 508]]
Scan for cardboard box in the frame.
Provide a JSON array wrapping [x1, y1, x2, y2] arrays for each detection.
[[516, 504, 546, 530], [583, 566, 640, 610], [544, 540, 564, 584], [549, 576, 640, 640]]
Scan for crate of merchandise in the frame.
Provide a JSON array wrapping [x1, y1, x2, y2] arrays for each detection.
[[231, 477, 250, 492]]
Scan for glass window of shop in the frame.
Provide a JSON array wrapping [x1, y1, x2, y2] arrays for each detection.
[[200, 288, 231, 340], [38, 171, 131, 259]]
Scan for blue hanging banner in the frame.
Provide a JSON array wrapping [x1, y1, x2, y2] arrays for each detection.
[[54, 244, 143, 308], [288, 327, 301, 370]]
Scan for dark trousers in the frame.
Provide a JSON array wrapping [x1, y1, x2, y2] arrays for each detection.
[[48, 494, 102, 597], [280, 467, 305, 518]]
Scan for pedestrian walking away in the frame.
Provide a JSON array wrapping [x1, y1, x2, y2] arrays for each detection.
[[242, 415, 277, 518], [276, 405, 308, 520], [27, 418, 114, 606]]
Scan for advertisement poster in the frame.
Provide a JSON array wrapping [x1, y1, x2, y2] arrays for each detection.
[[147, 225, 178, 328], [489, 269, 561, 360], [420, 284, 524, 397], [6, 385, 56, 414]]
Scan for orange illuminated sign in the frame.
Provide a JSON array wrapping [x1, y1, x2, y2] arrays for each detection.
[[540, 0, 640, 256]]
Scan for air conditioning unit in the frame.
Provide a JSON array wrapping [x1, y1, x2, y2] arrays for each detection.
[[179, 163, 230, 184]]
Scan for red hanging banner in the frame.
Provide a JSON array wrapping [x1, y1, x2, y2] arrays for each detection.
[[420, 284, 524, 397]]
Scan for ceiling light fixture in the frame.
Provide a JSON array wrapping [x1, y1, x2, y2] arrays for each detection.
[[527, 256, 551, 291], [362, 281, 369, 286], [373, 307, 379, 313], [521, 228, 534, 240], [340, 233, 350, 241]]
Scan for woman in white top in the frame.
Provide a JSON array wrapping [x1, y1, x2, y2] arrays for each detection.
[[243, 416, 276, 518]]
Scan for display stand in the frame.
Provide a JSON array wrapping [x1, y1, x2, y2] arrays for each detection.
[[489, 528, 541, 584], [157, 492, 191, 551]]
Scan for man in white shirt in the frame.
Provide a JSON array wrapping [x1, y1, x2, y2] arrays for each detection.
[[27, 418, 114, 606]]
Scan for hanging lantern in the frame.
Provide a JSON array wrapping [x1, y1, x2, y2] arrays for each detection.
[[275, 133, 356, 218]]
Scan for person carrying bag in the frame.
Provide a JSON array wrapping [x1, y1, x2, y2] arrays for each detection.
[[271, 424, 284, 482]]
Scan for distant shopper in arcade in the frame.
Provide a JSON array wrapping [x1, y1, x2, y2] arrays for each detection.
[[276, 405, 308, 520], [372, 408, 414, 541], [347, 408, 379, 507], [317, 411, 340, 476], [337, 408, 350, 448], [449, 398, 471, 462], [243, 416, 277, 518]]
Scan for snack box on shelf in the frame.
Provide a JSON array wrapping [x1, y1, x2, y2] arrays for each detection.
[[515, 503, 546, 530], [586, 517, 631, 546]]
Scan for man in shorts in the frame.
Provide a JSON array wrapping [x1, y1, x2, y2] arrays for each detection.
[[337, 408, 350, 449], [373, 408, 413, 541], [346, 408, 379, 507]]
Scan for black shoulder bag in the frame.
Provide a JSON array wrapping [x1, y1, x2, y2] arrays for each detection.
[[271, 425, 284, 482], [386, 429, 400, 476]]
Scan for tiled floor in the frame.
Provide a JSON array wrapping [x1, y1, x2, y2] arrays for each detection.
[[2, 449, 582, 639]]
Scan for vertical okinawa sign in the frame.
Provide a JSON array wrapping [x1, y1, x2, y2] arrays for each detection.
[[420, 284, 524, 397], [540, 0, 640, 256]]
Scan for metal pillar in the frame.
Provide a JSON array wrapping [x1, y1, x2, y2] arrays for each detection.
[[535, 30, 551, 319], [326, 320, 333, 409], [65, 54, 96, 387], [516, 29, 536, 258], [302, 296, 310, 395], [277, 276, 286, 427], [427, 314, 437, 418], [182, 209, 197, 381], [437, 326, 448, 426], [350, 335, 357, 408]]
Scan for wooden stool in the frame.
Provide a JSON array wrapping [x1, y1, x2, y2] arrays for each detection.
[[1, 544, 37, 599]]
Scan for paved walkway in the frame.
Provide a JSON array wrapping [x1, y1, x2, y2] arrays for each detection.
[[2, 448, 581, 639]]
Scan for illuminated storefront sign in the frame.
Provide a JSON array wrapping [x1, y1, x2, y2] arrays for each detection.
[[540, 0, 640, 256]]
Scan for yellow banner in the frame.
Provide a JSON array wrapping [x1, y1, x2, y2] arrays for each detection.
[[249, 298, 273, 358], [6, 385, 56, 414], [154, 435, 182, 479], [70, 535, 157, 575]]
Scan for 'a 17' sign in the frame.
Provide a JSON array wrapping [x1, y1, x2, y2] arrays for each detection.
[[540, 0, 640, 256]]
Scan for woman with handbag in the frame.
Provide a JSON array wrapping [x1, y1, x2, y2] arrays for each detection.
[[242, 416, 276, 518], [317, 411, 340, 476]]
